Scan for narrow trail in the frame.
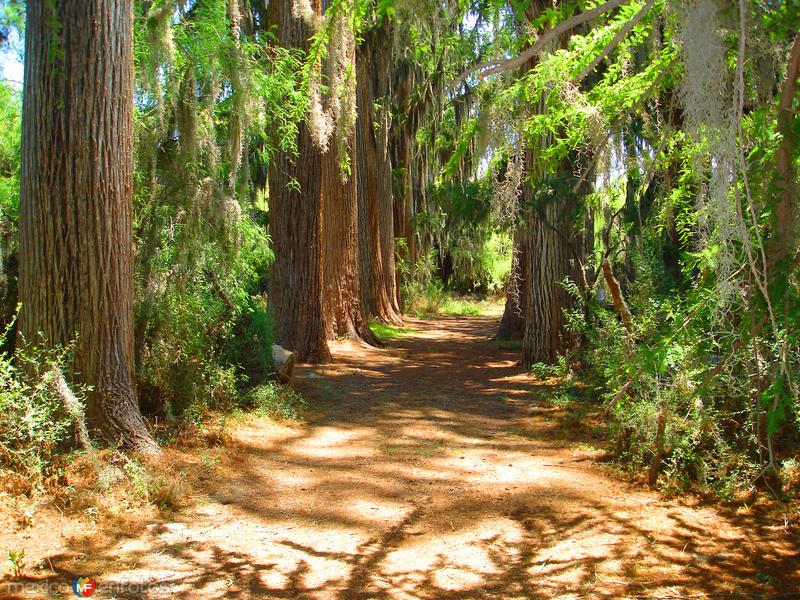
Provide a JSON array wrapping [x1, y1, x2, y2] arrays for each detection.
[[5, 316, 798, 598]]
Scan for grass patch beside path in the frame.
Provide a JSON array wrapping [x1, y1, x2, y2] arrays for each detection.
[[369, 322, 420, 342], [410, 294, 504, 318]]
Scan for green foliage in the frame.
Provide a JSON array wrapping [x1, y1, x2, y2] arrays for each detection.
[[0, 82, 20, 330], [0, 322, 87, 483], [572, 240, 798, 496], [395, 239, 440, 312], [368, 322, 418, 341], [131, 1, 285, 420], [6, 548, 24, 578], [137, 278, 241, 421], [223, 296, 274, 388], [0, 82, 20, 223], [249, 383, 307, 421], [531, 356, 568, 380]]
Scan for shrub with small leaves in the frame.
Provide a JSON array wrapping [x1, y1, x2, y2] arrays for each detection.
[[249, 383, 307, 421], [0, 322, 87, 484]]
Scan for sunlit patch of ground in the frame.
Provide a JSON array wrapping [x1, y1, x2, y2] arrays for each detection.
[[1, 315, 797, 598]]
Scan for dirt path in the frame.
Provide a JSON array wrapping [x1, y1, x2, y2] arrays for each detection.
[[3, 316, 799, 598]]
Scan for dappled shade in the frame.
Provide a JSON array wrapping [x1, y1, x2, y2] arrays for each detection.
[[6, 318, 795, 598]]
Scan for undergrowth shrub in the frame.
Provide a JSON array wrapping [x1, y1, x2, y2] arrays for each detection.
[[0, 82, 20, 353], [0, 325, 86, 483], [137, 215, 274, 422], [249, 383, 307, 421], [137, 278, 241, 421], [567, 245, 796, 498], [223, 296, 273, 388]]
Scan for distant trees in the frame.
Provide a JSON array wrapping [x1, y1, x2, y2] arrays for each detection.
[[19, 0, 157, 452], [266, 0, 397, 359]]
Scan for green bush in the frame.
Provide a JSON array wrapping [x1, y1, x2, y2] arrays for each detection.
[[136, 214, 274, 421], [0, 325, 86, 482], [223, 296, 273, 388], [249, 383, 307, 421], [137, 277, 241, 421], [0, 83, 21, 343], [566, 251, 779, 496]]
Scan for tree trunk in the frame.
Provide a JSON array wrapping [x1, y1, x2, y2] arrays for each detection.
[[496, 227, 527, 340], [771, 34, 800, 272], [356, 32, 401, 324], [522, 178, 580, 364], [267, 0, 330, 363], [321, 137, 378, 345], [19, 0, 157, 453], [518, 5, 584, 366], [271, 344, 296, 384], [391, 63, 417, 308]]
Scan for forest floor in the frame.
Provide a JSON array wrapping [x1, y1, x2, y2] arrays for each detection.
[[1, 314, 799, 599]]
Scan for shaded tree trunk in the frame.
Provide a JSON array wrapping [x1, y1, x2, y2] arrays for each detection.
[[496, 228, 527, 340], [771, 34, 800, 274], [267, 0, 330, 363], [518, 4, 585, 365], [356, 31, 401, 324], [321, 139, 378, 345], [19, 0, 157, 452], [391, 64, 417, 308], [522, 179, 580, 365]]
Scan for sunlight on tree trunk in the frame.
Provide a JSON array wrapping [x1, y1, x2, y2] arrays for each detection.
[[19, 0, 158, 453]]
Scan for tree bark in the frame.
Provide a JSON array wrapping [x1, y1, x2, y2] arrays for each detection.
[[391, 65, 417, 307], [356, 31, 402, 324], [19, 0, 157, 453], [522, 177, 580, 364], [321, 137, 378, 345], [496, 228, 527, 340], [771, 34, 800, 272], [517, 2, 587, 365], [267, 0, 330, 363], [601, 259, 634, 334]]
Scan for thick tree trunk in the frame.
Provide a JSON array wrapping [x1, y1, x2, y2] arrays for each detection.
[[356, 34, 401, 324], [321, 139, 378, 345], [518, 5, 584, 366], [522, 181, 579, 365], [19, 0, 157, 453], [392, 129, 416, 305], [267, 0, 330, 363], [496, 228, 527, 340], [391, 62, 418, 309]]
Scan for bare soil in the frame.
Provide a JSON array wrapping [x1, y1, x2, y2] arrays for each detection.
[[1, 315, 798, 599]]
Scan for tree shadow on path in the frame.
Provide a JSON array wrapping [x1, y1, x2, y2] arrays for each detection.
[[13, 315, 799, 599]]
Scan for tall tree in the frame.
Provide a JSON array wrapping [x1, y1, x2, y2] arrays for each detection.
[[522, 160, 583, 364], [19, 0, 157, 452], [496, 228, 527, 340], [519, 3, 585, 365], [321, 135, 378, 344], [356, 27, 402, 324], [267, 0, 331, 363]]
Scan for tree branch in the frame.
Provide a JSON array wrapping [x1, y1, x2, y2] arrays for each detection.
[[451, 0, 630, 87], [573, 0, 657, 85], [601, 259, 634, 334]]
